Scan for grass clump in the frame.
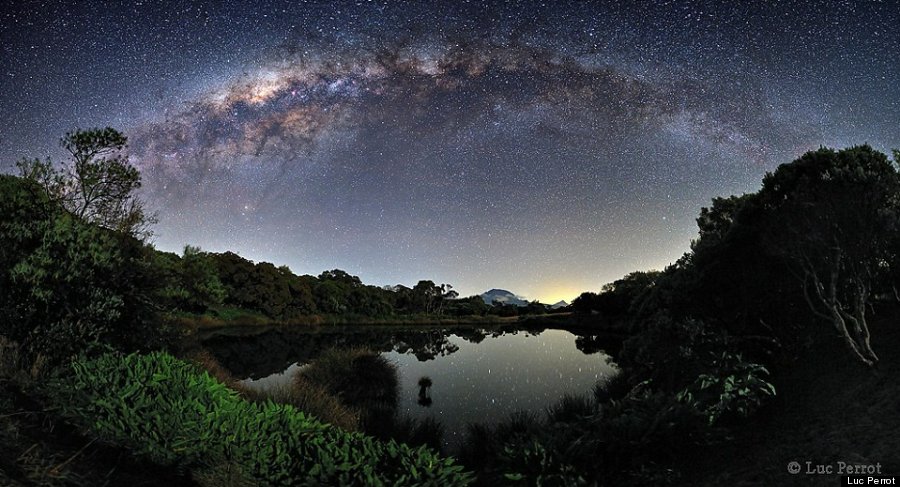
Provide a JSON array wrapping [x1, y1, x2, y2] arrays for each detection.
[[50, 351, 472, 486], [254, 378, 361, 432], [299, 347, 399, 434], [184, 348, 361, 431]]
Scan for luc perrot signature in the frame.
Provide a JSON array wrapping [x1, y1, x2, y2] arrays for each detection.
[[788, 461, 884, 475]]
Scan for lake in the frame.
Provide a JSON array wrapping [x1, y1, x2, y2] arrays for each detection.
[[204, 325, 618, 450]]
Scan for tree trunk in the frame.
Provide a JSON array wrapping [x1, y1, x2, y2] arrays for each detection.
[[830, 307, 876, 367]]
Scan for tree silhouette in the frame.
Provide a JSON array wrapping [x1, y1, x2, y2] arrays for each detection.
[[17, 127, 155, 239], [759, 146, 900, 366]]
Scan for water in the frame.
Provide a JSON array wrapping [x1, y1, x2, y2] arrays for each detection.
[[385, 329, 616, 449], [212, 326, 617, 450]]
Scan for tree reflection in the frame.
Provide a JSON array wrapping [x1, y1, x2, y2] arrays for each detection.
[[574, 334, 623, 355], [417, 376, 433, 407], [204, 327, 466, 377], [394, 331, 460, 361]]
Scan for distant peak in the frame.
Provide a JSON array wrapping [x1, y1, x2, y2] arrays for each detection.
[[480, 288, 528, 306]]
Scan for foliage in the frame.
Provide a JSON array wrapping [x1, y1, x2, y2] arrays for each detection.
[[572, 271, 661, 321], [756, 146, 899, 366], [51, 352, 473, 486], [676, 352, 776, 425], [498, 438, 586, 487], [618, 315, 722, 392], [0, 175, 54, 353], [444, 296, 491, 316], [17, 127, 155, 239], [460, 387, 711, 486], [0, 175, 167, 368], [155, 246, 226, 313]]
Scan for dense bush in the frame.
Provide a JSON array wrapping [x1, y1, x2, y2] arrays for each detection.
[[460, 387, 712, 486], [0, 175, 168, 369], [618, 315, 722, 392], [51, 352, 472, 486]]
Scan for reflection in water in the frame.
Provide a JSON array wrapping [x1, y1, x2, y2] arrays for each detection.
[[205, 327, 465, 378], [229, 327, 617, 451], [417, 376, 433, 407], [575, 334, 619, 355], [389, 329, 616, 450]]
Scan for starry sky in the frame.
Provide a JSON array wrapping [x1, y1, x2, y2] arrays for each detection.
[[2, 1, 899, 303]]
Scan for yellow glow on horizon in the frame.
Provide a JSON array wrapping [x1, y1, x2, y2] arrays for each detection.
[[533, 284, 584, 305]]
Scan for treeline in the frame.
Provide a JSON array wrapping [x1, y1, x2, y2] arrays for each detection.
[[154, 247, 494, 321], [154, 246, 574, 322], [0, 173, 493, 369]]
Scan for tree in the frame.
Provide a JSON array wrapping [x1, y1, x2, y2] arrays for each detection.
[[572, 271, 660, 320], [411, 280, 445, 314], [759, 146, 900, 367], [436, 284, 458, 315], [683, 193, 803, 343], [17, 127, 155, 239], [0, 175, 166, 367], [162, 246, 225, 313]]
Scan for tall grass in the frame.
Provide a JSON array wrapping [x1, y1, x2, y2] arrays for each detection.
[[390, 414, 445, 452], [545, 393, 596, 423], [254, 379, 360, 432], [185, 348, 360, 431], [299, 347, 399, 434]]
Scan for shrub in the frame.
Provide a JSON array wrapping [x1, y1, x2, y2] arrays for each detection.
[[497, 438, 586, 487], [51, 352, 472, 486], [676, 351, 776, 425], [0, 175, 169, 370], [460, 386, 713, 486], [300, 347, 399, 434]]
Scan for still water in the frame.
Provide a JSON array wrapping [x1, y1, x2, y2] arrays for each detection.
[[209, 326, 617, 449], [384, 329, 616, 448]]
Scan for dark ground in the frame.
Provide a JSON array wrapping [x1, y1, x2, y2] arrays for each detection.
[[0, 380, 195, 487], [687, 307, 900, 486]]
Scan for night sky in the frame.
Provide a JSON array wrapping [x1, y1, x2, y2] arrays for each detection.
[[2, 1, 899, 303]]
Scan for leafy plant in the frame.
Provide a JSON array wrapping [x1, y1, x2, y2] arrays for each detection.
[[51, 352, 472, 486], [498, 438, 586, 487], [676, 352, 776, 425]]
